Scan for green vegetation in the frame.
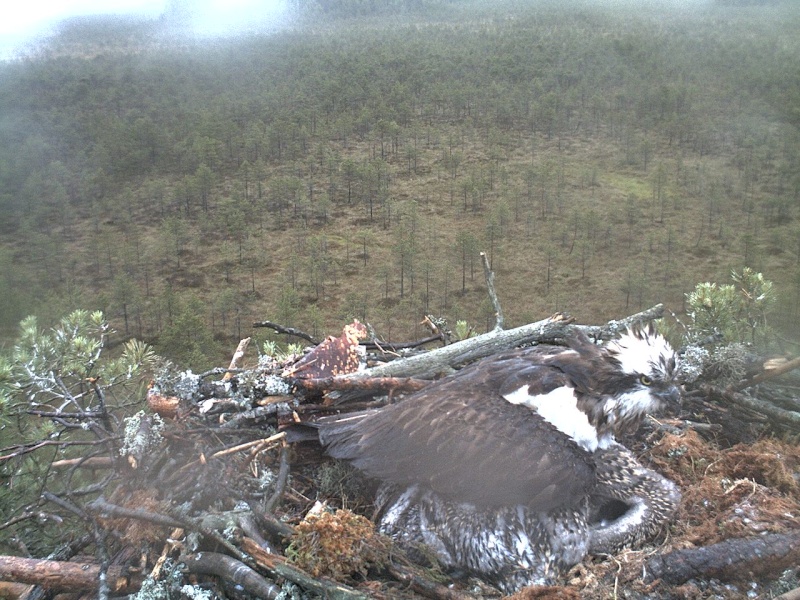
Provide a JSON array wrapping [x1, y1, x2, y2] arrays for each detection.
[[1, 0, 800, 368], [0, 310, 156, 555]]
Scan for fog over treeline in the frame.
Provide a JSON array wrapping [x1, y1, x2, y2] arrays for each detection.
[[2, 0, 778, 61], [0, 0, 798, 367]]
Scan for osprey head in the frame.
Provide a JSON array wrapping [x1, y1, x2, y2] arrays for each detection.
[[600, 325, 680, 434]]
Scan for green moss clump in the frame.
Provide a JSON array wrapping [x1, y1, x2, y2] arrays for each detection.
[[286, 508, 390, 581]]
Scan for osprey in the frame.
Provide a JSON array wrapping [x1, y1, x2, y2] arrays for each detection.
[[310, 326, 681, 593]]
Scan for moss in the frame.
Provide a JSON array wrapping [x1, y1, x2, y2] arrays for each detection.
[[286, 507, 390, 581]]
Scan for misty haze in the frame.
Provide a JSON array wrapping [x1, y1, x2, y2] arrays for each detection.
[[1, 0, 800, 597], [1, 0, 797, 366]]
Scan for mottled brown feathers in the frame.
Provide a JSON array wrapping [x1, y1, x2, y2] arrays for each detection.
[[318, 339, 607, 512], [312, 328, 681, 592]]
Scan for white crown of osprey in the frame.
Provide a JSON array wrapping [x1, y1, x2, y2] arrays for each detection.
[[605, 326, 676, 379]]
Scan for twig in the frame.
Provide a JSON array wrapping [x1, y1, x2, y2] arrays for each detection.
[[87, 500, 255, 571], [223, 338, 251, 381], [41, 492, 89, 521], [387, 564, 475, 600], [727, 355, 800, 392], [480, 252, 504, 331], [50, 457, 115, 470], [240, 537, 370, 600], [218, 403, 294, 429], [0, 438, 112, 462], [150, 527, 184, 580], [264, 443, 290, 513], [89, 517, 111, 600], [246, 502, 295, 541], [238, 513, 277, 554], [209, 432, 286, 459], [361, 334, 445, 351], [25, 409, 107, 419], [86, 499, 185, 529], [196, 367, 245, 379], [699, 384, 800, 432], [294, 375, 429, 394], [0, 511, 62, 532], [253, 321, 320, 344], [181, 552, 281, 600]]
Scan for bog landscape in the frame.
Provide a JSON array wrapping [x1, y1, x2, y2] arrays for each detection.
[[2, 1, 800, 599], [1, 0, 799, 366]]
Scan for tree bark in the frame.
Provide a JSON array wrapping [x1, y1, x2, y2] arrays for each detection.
[[339, 305, 665, 380], [240, 537, 370, 600], [645, 532, 800, 584], [181, 552, 281, 600], [0, 556, 143, 593]]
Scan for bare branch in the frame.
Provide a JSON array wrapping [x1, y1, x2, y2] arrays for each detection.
[[325, 305, 664, 381], [240, 537, 370, 600], [253, 321, 320, 344], [86, 499, 184, 529], [182, 552, 281, 600], [0, 555, 143, 593], [387, 564, 476, 600], [699, 384, 800, 432], [294, 375, 428, 394], [223, 337, 251, 381], [727, 355, 800, 392], [264, 443, 290, 513], [480, 252, 504, 331], [645, 531, 800, 584]]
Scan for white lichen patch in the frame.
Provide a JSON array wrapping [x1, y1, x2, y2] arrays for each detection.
[[120, 411, 166, 457], [676, 345, 709, 383]]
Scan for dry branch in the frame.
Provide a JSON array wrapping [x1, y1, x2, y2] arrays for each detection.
[[775, 586, 800, 600], [86, 500, 257, 573], [480, 251, 504, 331], [387, 564, 475, 600], [336, 304, 665, 381], [699, 384, 800, 432], [50, 457, 114, 470], [362, 334, 446, 351], [340, 313, 574, 380], [223, 337, 251, 381], [0, 581, 30, 599], [252, 321, 320, 344], [645, 531, 800, 584], [241, 537, 370, 600], [294, 375, 429, 395], [86, 499, 184, 530], [727, 355, 800, 392], [181, 552, 281, 600], [0, 556, 143, 593]]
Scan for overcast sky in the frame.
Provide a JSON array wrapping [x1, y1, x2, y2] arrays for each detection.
[[2, 0, 163, 37], [0, 0, 288, 59]]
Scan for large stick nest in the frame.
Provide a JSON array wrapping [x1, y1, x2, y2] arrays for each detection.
[[5, 309, 800, 600]]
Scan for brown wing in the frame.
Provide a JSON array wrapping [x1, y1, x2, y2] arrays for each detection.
[[317, 347, 597, 512]]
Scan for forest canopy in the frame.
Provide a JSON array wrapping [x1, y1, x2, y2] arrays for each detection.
[[0, 0, 799, 367], [3, 2, 800, 598]]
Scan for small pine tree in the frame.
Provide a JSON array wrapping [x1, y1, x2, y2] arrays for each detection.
[[0, 310, 156, 555]]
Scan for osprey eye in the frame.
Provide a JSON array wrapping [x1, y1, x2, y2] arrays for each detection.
[[640, 375, 653, 386]]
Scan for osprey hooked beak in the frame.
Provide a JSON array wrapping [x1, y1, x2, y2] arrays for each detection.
[[653, 383, 682, 415]]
